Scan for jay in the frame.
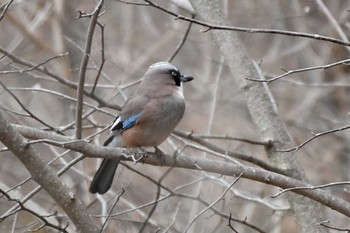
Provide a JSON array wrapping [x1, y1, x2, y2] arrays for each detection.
[[89, 62, 193, 194]]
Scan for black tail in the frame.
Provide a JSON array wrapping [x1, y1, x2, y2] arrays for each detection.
[[89, 158, 120, 194]]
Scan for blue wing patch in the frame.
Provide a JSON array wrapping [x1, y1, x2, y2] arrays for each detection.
[[104, 114, 140, 146], [109, 113, 140, 134], [122, 113, 140, 130]]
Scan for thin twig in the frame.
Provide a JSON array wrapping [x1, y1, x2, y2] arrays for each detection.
[[316, 0, 350, 53], [0, 47, 121, 110], [0, 80, 64, 134], [0, 188, 69, 233], [7, 87, 114, 117], [75, 0, 104, 139], [168, 14, 195, 62], [2, 154, 86, 229], [195, 134, 267, 146], [91, 22, 106, 95], [100, 189, 125, 232], [228, 213, 239, 233], [278, 124, 350, 152], [174, 130, 286, 175], [184, 174, 243, 233], [0, 105, 30, 117], [0, 0, 14, 22], [115, 166, 267, 232], [271, 181, 350, 198], [139, 167, 174, 233], [0, 53, 68, 75], [247, 58, 350, 83]]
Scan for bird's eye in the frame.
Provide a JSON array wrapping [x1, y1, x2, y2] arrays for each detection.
[[171, 70, 179, 77]]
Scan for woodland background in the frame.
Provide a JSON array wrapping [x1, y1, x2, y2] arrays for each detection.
[[0, 0, 349, 232]]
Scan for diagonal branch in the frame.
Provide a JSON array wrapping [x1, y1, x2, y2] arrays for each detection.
[[0, 111, 100, 233], [278, 124, 350, 152], [0, 0, 14, 22], [0, 80, 64, 134], [0, 47, 121, 110]]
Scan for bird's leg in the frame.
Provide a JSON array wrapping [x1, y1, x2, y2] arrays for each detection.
[[154, 146, 165, 166]]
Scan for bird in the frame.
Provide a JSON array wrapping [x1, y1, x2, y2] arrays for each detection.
[[89, 62, 193, 194]]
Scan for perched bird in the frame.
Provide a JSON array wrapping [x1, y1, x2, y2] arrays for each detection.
[[89, 62, 193, 194]]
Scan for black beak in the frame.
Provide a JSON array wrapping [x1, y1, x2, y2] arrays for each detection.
[[180, 75, 194, 82]]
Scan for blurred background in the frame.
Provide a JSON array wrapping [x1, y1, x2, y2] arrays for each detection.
[[0, 0, 349, 232]]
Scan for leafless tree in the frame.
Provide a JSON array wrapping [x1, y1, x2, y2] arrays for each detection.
[[0, 0, 349, 232]]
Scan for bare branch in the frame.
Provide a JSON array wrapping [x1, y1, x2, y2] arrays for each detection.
[[117, 165, 267, 232], [90, 23, 106, 95], [278, 124, 350, 152], [0, 0, 14, 22], [316, 0, 350, 52], [75, 0, 104, 139], [174, 130, 286, 175], [143, 0, 350, 47], [247, 58, 350, 83], [228, 213, 239, 233], [0, 53, 68, 75], [192, 133, 268, 146], [0, 188, 69, 233], [187, 1, 330, 231], [168, 14, 195, 62], [184, 174, 242, 233], [272, 181, 350, 198], [139, 167, 173, 233], [12, 124, 350, 218], [0, 111, 100, 233], [100, 188, 125, 232], [0, 80, 63, 134], [0, 47, 122, 110]]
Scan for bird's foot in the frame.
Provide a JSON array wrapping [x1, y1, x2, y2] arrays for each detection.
[[129, 147, 147, 163]]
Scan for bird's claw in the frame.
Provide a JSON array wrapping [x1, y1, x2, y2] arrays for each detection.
[[129, 148, 147, 163]]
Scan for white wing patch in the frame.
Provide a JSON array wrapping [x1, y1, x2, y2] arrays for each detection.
[[110, 116, 122, 131]]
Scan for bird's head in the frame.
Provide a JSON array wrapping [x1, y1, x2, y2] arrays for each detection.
[[144, 62, 193, 87]]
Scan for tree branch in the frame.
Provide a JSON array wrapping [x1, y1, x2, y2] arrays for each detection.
[[187, 0, 328, 232], [0, 47, 121, 110], [12, 123, 350, 218], [0, 112, 100, 233], [75, 0, 104, 139], [142, 0, 350, 47]]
